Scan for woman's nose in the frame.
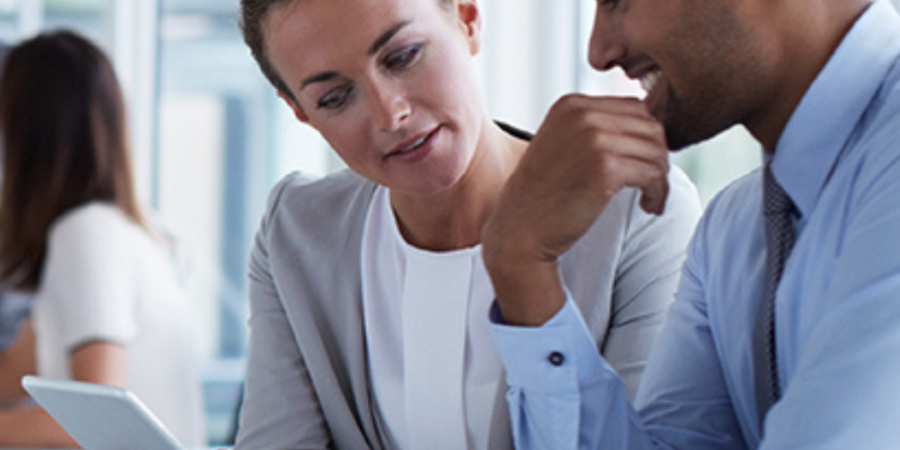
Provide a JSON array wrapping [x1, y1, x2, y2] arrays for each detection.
[[367, 81, 411, 132]]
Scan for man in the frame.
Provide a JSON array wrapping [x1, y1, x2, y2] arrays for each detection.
[[482, 0, 900, 447]]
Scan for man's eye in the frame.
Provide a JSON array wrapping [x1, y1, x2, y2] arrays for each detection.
[[317, 85, 353, 110], [384, 43, 423, 71]]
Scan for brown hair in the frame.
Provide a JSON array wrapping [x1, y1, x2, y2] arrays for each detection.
[[239, 0, 297, 101], [239, 0, 454, 103], [0, 30, 142, 291]]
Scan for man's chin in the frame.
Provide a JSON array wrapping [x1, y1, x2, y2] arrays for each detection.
[[665, 127, 720, 152], [664, 112, 733, 152], [665, 133, 697, 152]]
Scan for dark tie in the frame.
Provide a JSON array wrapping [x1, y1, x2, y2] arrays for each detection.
[[753, 165, 797, 434]]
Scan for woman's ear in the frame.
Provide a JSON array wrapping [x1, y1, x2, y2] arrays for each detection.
[[457, 0, 482, 55], [278, 90, 310, 123]]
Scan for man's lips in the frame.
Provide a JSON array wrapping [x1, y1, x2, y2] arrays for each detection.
[[625, 67, 662, 96], [623, 62, 667, 121], [639, 70, 661, 94], [622, 59, 662, 95]]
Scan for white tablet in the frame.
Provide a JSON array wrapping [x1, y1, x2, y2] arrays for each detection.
[[21, 375, 184, 450]]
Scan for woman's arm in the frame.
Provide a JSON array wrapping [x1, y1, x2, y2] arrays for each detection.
[[602, 167, 701, 398], [0, 319, 35, 407], [69, 340, 127, 386], [234, 177, 333, 450], [0, 340, 124, 448]]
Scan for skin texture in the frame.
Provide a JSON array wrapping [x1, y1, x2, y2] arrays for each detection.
[[264, 0, 528, 252], [0, 320, 35, 407], [0, 338, 125, 448], [482, 0, 870, 326]]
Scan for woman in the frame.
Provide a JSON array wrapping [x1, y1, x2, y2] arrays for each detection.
[[0, 30, 204, 447], [235, 0, 701, 449], [0, 37, 34, 413]]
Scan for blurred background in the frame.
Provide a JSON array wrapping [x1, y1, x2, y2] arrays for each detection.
[[2, 0, 895, 445]]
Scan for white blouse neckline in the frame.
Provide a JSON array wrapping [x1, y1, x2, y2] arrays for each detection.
[[360, 186, 506, 450]]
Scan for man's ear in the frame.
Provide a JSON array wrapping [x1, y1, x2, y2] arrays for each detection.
[[457, 0, 482, 55], [278, 90, 310, 123]]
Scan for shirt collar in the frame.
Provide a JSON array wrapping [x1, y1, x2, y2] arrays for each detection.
[[771, 0, 900, 217]]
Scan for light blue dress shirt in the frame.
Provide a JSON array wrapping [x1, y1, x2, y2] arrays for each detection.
[[489, 1, 900, 449]]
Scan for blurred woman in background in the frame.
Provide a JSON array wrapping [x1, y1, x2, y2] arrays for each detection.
[[0, 30, 204, 447], [0, 38, 36, 412]]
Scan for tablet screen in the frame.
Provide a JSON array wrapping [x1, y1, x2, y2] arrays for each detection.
[[21, 376, 184, 450]]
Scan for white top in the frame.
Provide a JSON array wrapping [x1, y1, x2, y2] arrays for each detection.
[[30, 203, 205, 447], [361, 187, 506, 450]]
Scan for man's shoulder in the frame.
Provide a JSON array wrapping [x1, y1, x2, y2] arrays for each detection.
[[697, 168, 762, 235], [869, 52, 900, 121], [846, 58, 900, 178]]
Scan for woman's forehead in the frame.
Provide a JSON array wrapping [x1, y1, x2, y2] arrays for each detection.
[[264, 0, 450, 74], [266, 0, 442, 32]]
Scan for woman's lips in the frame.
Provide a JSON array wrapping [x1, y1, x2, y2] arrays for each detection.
[[386, 126, 441, 162]]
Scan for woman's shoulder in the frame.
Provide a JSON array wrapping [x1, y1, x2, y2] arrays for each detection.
[[581, 165, 701, 240], [264, 168, 378, 221], [48, 202, 132, 242], [273, 168, 372, 199], [40, 203, 155, 293], [43, 203, 159, 269], [253, 169, 378, 259]]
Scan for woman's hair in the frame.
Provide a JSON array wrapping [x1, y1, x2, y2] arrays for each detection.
[[239, 0, 454, 103], [0, 30, 142, 291]]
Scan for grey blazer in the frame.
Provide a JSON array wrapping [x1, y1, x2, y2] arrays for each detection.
[[235, 167, 701, 450]]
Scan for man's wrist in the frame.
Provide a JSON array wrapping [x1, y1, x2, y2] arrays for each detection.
[[483, 252, 566, 327]]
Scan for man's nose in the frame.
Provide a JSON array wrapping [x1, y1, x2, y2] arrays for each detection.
[[587, 9, 627, 71]]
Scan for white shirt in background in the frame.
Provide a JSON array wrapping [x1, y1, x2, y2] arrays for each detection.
[[31, 202, 205, 447]]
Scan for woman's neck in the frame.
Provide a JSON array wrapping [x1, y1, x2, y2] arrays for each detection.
[[390, 120, 528, 252]]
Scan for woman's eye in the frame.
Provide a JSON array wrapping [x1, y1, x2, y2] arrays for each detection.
[[317, 85, 353, 110], [384, 43, 423, 71]]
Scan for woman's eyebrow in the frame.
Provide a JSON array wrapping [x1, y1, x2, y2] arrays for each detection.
[[368, 20, 412, 56], [300, 19, 413, 92], [301, 71, 339, 91]]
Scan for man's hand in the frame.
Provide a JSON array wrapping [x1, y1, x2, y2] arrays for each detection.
[[483, 94, 670, 326]]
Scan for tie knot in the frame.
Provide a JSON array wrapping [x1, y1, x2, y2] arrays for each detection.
[[763, 166, 795, 217]]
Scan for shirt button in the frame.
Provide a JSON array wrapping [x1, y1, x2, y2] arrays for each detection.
[[548, 351, 565, 366]]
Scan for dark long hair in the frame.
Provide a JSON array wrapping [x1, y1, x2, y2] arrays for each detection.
[[0, 30, 142, 291]]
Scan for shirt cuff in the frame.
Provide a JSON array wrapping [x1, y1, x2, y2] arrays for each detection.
[[489, 295, 615, 395]]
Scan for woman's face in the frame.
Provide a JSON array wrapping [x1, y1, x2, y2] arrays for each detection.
[[265, 0, 486, 196]]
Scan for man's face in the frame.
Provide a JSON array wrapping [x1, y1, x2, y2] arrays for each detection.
[[587, 0, 771, 150]]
